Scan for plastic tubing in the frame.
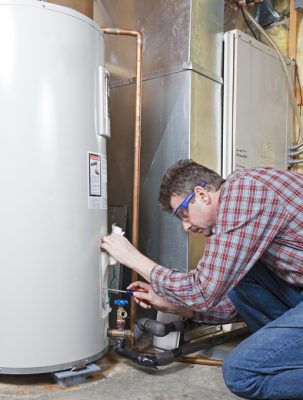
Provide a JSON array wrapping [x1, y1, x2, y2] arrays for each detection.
[[241, 6, 303, 151], [101, 28, 143, 337]]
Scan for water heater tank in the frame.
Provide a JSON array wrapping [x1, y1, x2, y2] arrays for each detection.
[[0, 0, 110, 373]]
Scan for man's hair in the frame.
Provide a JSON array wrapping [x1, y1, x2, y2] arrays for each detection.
[[158, 159, 225, 212]]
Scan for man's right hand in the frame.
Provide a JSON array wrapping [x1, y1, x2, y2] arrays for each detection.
[[128, 281, 194, 318]]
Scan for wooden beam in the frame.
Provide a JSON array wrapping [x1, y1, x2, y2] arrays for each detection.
[[289, 0, 301, 60], [49, 1, 94, 19], [289, 0, 302, 105]]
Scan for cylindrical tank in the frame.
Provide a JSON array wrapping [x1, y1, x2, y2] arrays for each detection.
[[0, 0, 110, 373]]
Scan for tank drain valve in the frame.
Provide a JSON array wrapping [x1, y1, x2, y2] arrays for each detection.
[[108, 224, 125, 265]]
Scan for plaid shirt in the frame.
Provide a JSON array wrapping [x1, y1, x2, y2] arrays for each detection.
[[150, 168, 303, 323]]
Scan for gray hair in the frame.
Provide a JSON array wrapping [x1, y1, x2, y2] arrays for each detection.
[[158, 159, 224, 212]]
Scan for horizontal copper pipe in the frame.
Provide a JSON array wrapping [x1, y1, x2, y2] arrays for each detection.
[[107, 329, 134, 339], [176, 356, 223, 367]]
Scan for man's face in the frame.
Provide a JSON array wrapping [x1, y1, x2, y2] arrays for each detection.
[[170, 187, 217, 237]]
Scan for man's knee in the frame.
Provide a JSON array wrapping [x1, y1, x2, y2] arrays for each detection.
[[222, 353, 262, 399]]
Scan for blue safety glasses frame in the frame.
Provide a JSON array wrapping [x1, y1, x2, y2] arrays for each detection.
[[173, 180, 207, 220]]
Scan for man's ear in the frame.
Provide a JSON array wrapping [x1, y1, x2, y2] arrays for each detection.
[[194, 186, 211, 204]]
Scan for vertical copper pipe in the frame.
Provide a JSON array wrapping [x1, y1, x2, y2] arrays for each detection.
[[101, 28, 143, 337]]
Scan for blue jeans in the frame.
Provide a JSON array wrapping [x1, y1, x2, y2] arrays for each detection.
[[222, 262, 303, 399]]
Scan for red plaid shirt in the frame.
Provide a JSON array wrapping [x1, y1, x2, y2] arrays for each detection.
[[150, 168, 303, 323]]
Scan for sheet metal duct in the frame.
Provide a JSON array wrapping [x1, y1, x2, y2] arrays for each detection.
[[94, 0, 224, 270]]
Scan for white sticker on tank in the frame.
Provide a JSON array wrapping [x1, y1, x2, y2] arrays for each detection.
[[88, 152, 107, 210]]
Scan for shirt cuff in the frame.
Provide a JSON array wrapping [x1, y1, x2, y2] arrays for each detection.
[[150, 264, 169, 296]]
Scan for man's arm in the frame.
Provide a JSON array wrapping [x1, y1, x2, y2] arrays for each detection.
[[150, 177, 289, 313], [128, 281, 239, 323], [102, 176, 289, 317], [101, 236, 239, 322]]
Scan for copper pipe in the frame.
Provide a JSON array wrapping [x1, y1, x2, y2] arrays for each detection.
[[176, 356, 223, 367], [107, 329, 134, 339], [101, 28, 143, 339]]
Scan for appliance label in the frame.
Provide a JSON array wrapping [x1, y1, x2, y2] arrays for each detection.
[[88, 152, 107, 210]]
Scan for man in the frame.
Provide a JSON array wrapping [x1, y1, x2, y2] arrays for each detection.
[[101, 159, 303, 400]]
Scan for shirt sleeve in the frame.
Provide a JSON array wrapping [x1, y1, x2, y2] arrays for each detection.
[[150, 176, 290, 317], [192, 294, 240, 324]]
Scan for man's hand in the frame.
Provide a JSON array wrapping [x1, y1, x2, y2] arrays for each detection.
[[128, 281, 194, 319], [101, 234, 157, 282], [101, 234, 140, 267]]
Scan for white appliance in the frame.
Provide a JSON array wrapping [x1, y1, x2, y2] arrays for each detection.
[[0, 0, 110, 373], [223, 29, 293, 178]]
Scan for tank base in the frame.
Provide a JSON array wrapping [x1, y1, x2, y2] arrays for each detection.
[[0, 346, 109, 375]]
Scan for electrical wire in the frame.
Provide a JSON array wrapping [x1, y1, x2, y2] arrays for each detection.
[[240, 4, 258, 39], [225, 0, 239, 12], [294, 65, 303, 152], [107, 266, 117, 304], [295, 62, 303, 112], [289, 147, 303, 157], [289, 159, 303, 165]]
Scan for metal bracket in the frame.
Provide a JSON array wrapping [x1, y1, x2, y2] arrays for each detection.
[[52, 363, 100, 386]]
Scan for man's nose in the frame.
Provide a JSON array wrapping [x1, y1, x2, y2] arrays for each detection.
[[182, 221, 191, 232]]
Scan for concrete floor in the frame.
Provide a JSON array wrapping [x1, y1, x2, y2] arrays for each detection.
[[0, 348, 241, 400]]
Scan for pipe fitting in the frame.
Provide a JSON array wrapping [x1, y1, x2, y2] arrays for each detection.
[[114, 300, 128, 331], [134, 318, 185, 341], [107, 329, 133, 339]]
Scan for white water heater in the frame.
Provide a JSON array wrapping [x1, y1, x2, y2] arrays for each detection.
[[0, 0, 110, 373]]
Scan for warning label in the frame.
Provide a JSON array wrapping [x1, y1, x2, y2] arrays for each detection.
[[89, 153, 101, 197], [88, 152, 107, 210]]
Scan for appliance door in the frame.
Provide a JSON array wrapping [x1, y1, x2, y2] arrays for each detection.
[[223, 29, 293, 177]]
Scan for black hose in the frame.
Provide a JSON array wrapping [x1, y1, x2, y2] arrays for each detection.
[[134, 317, 185, 341], [115, 344, 159, 368], [115, 339, 182, 367]]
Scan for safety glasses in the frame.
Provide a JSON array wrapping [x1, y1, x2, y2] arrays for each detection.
[[173, 180, 207, 220]]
